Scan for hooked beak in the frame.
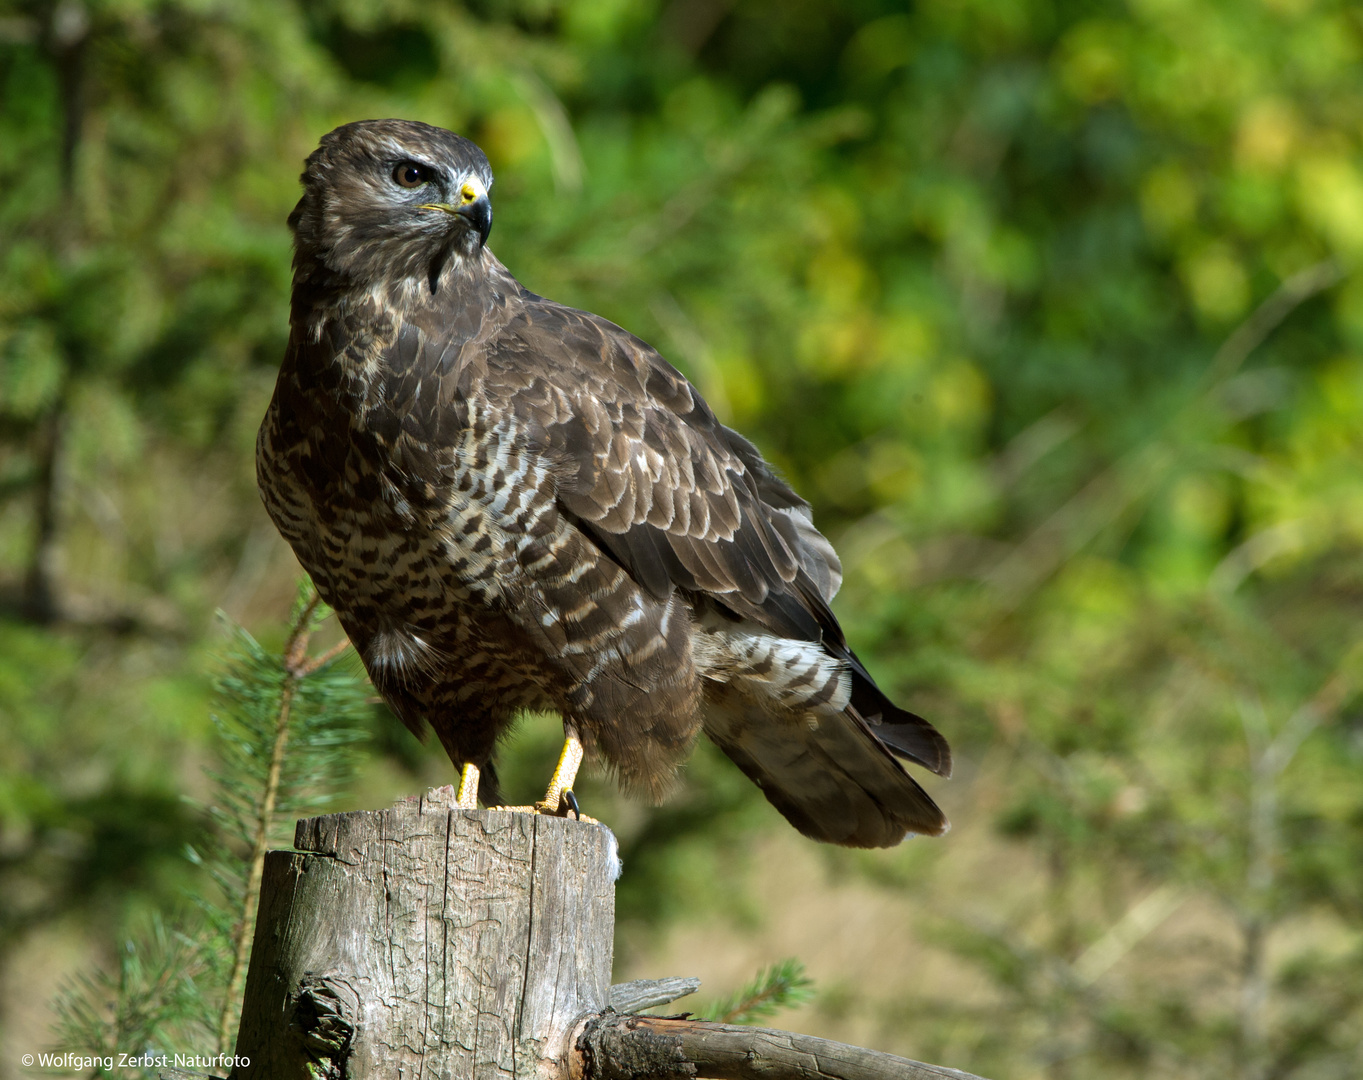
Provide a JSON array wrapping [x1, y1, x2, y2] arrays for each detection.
[[420, 178, 492, 248]]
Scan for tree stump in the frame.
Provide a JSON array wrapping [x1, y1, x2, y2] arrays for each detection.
[[231, 788, 617, 1079], [228, 788, 995, 1080]]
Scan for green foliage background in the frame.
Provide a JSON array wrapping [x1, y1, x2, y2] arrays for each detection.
[[3, 0, 1363, 1076]]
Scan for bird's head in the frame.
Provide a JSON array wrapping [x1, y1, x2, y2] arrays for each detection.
[[289, 119, 494, 295]]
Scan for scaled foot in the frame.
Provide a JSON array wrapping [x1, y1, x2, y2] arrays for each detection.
[[485, 735, 599, 823]]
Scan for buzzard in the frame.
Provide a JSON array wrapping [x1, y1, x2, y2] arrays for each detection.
[[258, 119, 951, 847]]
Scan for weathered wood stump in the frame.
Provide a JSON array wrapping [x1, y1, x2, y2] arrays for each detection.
[[227, 788, 994, 1080], [231, 788, 617, 1079]]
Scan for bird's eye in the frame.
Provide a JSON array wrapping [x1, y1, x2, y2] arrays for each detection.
[[393, 162, 430, 188]]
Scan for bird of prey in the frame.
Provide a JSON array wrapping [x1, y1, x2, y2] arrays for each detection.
[[258, 119, 951, 847]]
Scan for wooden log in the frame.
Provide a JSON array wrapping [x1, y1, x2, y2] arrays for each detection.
[[230, 789, 618, 1079], [607, 976, 701, 1014], [573, 1014, 990, 1080]]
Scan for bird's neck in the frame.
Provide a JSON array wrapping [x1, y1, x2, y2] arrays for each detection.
[[284, 248, 520, 424], [290, 246, 509, 337]]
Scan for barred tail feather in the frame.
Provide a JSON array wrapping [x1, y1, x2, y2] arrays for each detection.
[[701, 687, 949, 848]]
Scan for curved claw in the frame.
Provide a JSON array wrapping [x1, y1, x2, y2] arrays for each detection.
[[486, 799, 599, 825], [540, 734, 584, 814], [482, 734, 599, 823]]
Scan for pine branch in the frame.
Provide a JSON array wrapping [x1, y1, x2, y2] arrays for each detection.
[[214, 585, 354, 1054], [703, 959, 815, 1026], [51, 580, 371, 1072], [51, 914, 209, 1076]]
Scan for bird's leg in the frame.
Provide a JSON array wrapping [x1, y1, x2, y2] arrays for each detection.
[[456, 762, 480, 810], [488, 732, 597, 822], [536, 733, 584, 816]]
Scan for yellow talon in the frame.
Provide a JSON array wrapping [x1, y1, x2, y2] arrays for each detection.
[[538, 734, 584, 814], [484, 734, 597, 822]]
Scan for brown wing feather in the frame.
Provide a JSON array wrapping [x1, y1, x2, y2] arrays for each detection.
[[480, 292, 950, 780], [488, 301, 829, 631]]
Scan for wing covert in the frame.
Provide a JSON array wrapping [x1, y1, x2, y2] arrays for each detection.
[[485, 299, 839, 641]]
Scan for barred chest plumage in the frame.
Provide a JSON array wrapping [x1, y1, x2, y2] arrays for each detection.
[[256, 292, 569, 736]]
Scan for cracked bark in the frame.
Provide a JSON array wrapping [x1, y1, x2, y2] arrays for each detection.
[[230, 790, 616, 1079], [573, 1014, 991, 1080]]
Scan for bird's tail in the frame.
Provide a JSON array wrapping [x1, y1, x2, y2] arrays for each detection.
[[701, 685, 949, 848]]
